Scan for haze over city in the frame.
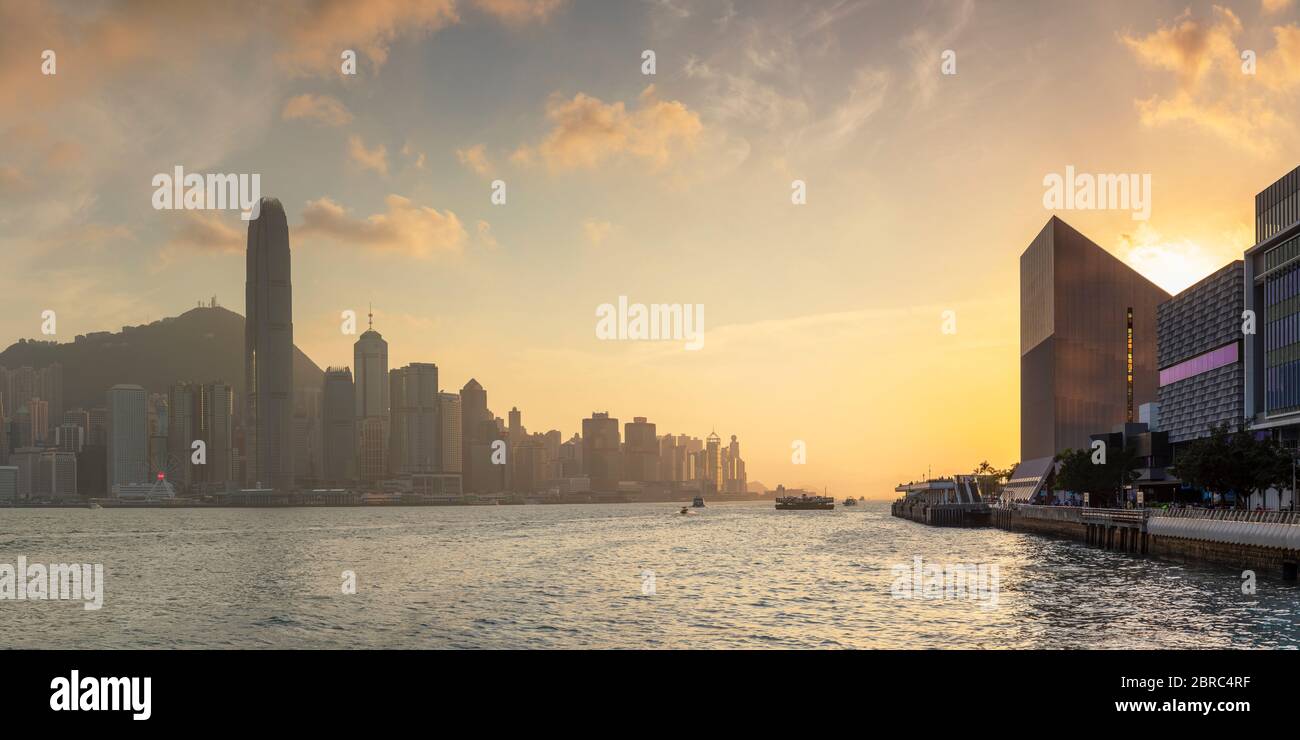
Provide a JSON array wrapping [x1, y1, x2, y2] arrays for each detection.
[[4, 0, 1300, 497]]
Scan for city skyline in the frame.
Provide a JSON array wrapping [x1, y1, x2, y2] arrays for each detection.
[[8, 1, 1300, 496]]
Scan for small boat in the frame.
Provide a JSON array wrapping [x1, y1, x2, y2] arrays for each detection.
[[842, 497, 858, 507], [692, 496, 705, 508], [87, 502, 102, 510], [679, 506, 689, 515]]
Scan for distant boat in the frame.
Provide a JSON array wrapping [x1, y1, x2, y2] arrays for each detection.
[[775, 493, 834, 510], [692, 496, 706, 508], [843, 497, 858, 507], [87, 502, 102, 510]]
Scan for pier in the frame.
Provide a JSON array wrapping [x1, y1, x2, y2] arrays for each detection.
[[896, 502, 1300, 580]]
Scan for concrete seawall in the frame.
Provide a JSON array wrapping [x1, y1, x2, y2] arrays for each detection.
[[893, 501, 1300, 581]]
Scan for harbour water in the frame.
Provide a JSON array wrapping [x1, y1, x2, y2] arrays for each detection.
[[2, 501, 1296, 649]]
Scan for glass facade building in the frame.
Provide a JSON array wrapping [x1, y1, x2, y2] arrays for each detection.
[[1246, 167, 1300, 446]]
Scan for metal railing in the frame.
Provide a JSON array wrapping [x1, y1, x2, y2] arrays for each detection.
[[1080, 508, 1149, 525], [1149, 508, 1300, 525]]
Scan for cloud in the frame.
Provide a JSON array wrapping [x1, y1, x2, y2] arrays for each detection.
[[281, 93, 353, 126], [515, 85, 703, 172], [276, 0, 460, 76], [472, 0, 567, 25], [299, 194, 467, 258], [1119, 7, 1300, 154], [475, 220, 499, 249], [582, 218, 613, 247], [166, 211, 245, 254], [1263, 0, 1294, 14], [348, 134, 389, 174], [456, 144, 494, 176]]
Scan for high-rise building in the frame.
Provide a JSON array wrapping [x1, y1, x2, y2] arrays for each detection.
[[390, 363, 440, 475], [1020, 216, 1170, 462], [106, 384, 148, 493], [582, 412, 622, 491], [354, 311, 389, 481], [37, 449, 77, 500], [1156, 261, 1245, 445], [438, 392, 462, 474], [11, 448, 41, 500], [1246, 166, 1300, 448], [460, 379, 489, 491], [244, 197, 295, 490], [168, 382, 234, 491], [0, 466, 16, 503], [623, 416, 658, 482], [704, 431, 723, 494], [27, 398, 48, 445], [322, 367, 357, 484], [511, 437, 546, 493], [88, 407, 107, 447]]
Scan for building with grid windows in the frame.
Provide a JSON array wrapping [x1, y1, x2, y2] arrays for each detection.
[[1245, 166, 1300, 447]]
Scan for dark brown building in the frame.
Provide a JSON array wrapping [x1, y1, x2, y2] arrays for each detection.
[[1020, 217, 1170, 461]]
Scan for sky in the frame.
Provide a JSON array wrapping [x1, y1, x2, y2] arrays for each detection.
[[3, 0, 1300, 498]]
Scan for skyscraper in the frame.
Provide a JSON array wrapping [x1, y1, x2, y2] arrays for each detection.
[[354, 311, 389, 481], [460, 379, 488, 491], [438, 392, 462, 474], [623, 416, 658, 482], [1019, 216, 1169, 461], [107, 384, 148, 494], [1245, 166, 1300, 448], [244, 196, 295, 490], [322, 367, 357, 484], [390, 363, 440, 475], [704, 431, 723, 494], [582, 412, 621, 491]]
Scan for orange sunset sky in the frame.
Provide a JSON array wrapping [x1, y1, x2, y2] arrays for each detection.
[[3, 1, 1300, 497]]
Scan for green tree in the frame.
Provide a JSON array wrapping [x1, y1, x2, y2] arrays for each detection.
[[1173, 423, 1292, 508], [1053, 443, 1139, 507]]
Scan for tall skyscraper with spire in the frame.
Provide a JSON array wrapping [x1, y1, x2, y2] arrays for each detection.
[[354, 307, 389, 481], [244, 197, 295, 490]]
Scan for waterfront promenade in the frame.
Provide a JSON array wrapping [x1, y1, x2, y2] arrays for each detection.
[[892, 499, 1300, 580]]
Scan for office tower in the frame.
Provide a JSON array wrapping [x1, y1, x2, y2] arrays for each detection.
[[390, 363, 439, 475], [244, 196, 295, 490], [460, 379, 488, 491], [54, 423, 84, 453], [508, 407, 523, 444], [168, 383, 195, 485], [623, 416, 658, 482], [88, 407, 107, 446], [4, 367, 35, 417], [541, 429, 562, 482], [1246, 166, 1300, 447], [322, 368, 357, 484], [0, 466, 16, 503], [28, 398, 48, 445], [11, 448, 41, 500], [77, 445, 106, 498], [704, 431, 723, 494], [1020, 216, 1170, 462], [63, 408, 89, 435], [358, 417, 387, 483], [293, 386, 322, 482], [512, 438, 546, 493], [168, 382, 235, 490], [37, 450, 77, 500], [582, 412, 622, 491], [354, 311, 389, 481], [724, 434, 748, 493], [107, 384, 148, 493], [37, 364, 63, 426], [1156, 261, 1245, 445], [438, 392, 462, 474]]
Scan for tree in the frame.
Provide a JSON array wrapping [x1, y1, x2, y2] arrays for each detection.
[[1172, 423, 1293, 508], [1053, 444, 1139, 508]]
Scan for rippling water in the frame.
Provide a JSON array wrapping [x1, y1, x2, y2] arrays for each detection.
[[2, 501, 1296, 649]]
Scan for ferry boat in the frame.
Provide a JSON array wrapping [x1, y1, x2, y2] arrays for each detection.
[[842, 497, 858, 507], [773, 485, 834, 510], [692, 496, 706, 508]]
